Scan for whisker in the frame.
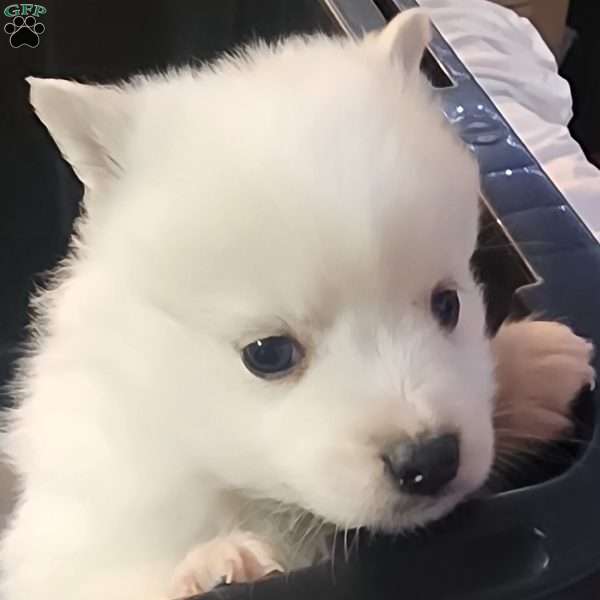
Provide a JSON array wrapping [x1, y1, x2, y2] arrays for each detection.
[[330, 525, 339, 580], [343, 526, 350, 564]]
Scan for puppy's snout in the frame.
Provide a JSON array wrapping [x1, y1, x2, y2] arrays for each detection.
[[382, 433, 459, 496]]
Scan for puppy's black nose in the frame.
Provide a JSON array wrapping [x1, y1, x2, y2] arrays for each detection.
[[382, 434, 459, 496]]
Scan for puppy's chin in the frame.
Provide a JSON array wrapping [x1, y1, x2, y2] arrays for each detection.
[[353, 489, 470, 534]]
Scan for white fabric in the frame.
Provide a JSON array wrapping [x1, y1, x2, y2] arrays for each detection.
[[420, 0, 600, 240]]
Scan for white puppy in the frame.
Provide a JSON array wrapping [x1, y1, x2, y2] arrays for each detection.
[[0, 10, 593, 600]]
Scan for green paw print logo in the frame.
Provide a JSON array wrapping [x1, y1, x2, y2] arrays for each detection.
[[3, 3, 46, 48]]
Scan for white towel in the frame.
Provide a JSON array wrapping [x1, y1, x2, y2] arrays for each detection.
[[420, 0, 600, 239]]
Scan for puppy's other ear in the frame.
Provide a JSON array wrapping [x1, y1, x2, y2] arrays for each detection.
[[26, 77, 131, 192], [375, 8, 432, 77]]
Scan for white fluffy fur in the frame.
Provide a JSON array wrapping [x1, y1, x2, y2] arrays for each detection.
[[1, 10, 497, 599]]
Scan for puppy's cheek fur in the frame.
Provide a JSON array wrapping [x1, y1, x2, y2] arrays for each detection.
[[276, 443, 387, 527], [439, 289, 496, 493]]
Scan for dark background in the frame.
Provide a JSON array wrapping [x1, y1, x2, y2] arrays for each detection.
[[0, 0, 598, 408], [560, 0, 600, 168]]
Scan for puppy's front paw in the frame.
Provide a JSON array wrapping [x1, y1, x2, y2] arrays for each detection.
[[168, 531, 283, 599], [492, 320, 595, 451]]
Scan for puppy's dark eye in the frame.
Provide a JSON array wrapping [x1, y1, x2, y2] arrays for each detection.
[[431, 288, 460, 330], [242, 336, 302, 379]]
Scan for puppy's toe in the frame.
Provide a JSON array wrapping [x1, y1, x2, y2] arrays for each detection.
[[169, 531, 283, 598]]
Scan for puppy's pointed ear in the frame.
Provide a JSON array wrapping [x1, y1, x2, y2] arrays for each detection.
[[26, 77, 131, 191], [374, 9, 431, 76]]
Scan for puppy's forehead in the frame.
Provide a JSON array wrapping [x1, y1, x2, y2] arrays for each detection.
[[121, 38, 480, 315], [165, 170, 476, 326]]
